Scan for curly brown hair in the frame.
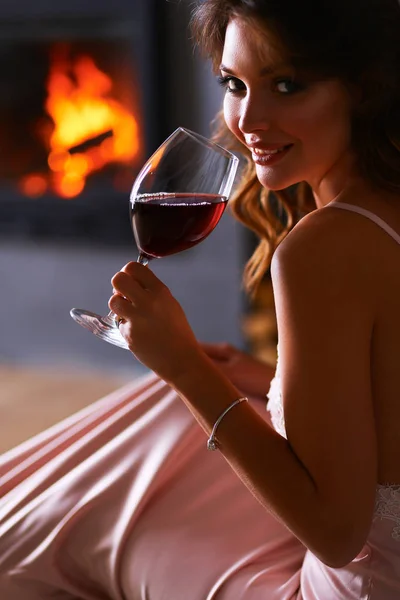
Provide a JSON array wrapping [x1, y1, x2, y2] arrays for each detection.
[[190, 0, 400, 296]]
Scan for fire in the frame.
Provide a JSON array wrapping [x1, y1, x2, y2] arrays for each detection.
[[29, 48, 140, 198], [19, 174, 48, 198]]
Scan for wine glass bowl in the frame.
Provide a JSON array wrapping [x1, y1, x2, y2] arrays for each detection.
[[70, 127, 239, 350], [131, 192, 229, 261]]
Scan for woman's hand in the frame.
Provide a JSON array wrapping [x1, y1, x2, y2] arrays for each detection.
[[109, 262, 203, 383], [199, 342, 275, 399]]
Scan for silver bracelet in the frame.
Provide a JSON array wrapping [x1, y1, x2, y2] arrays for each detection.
[[207, 397, 248, 451]]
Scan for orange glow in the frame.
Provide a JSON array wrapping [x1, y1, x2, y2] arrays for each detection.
[[19, 174, 48, 198], [48, 150, 70, 172], [55, 173, 85, 198], [20, 48, 140, 199]]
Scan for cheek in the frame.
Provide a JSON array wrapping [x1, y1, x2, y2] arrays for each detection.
[[296, 90, 352, 152], [311, 109, 351, 161], [223, 97, 243, 143]]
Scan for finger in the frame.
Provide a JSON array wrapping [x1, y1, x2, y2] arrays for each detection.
[[111, 272, 147, 306], [121, 261, 165, 292], [108, 293, 136, 321]]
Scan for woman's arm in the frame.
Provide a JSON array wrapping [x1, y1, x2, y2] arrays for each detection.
[[168, 211, 378, 568]]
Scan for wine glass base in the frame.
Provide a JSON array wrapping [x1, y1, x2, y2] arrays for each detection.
[[70, 308, 130, 350]]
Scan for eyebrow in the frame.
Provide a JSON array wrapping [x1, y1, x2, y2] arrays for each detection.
[[219, 63, 291, 76]]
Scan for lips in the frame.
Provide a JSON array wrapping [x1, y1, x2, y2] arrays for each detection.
[[249, 143, 293, 166]]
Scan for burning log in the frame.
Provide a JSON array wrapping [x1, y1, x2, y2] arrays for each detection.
[[68, 129, 114, 155]]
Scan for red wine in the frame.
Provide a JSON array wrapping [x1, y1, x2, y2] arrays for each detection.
[[130, 192, 228, 259]]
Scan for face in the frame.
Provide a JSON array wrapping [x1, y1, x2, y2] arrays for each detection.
[[220, 18, 355, 194]]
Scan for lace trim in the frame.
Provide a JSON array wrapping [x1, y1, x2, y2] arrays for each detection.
[[374, 485, 400, 541], [266, 375, 286, 438], [266, 356, 287, 438]]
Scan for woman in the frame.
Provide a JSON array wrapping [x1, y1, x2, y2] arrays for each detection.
[[1, 0, 400, 597]]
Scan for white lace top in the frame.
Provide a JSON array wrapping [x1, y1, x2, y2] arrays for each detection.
[[266, 356, 400, 542]]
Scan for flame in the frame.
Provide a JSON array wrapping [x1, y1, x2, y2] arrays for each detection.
[[27, 48, 140, 199], [19, 174, 48, 198]]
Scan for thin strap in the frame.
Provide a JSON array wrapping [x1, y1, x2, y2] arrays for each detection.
[[327, 202, 400, 246]]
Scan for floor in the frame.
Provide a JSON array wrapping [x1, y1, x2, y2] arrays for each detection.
[[0, 364, 133, 453]]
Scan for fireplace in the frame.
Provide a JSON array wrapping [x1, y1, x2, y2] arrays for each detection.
[[0, 1, 177, 245]]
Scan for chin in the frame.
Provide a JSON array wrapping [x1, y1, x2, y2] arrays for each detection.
[[256, 169, 301, 192]]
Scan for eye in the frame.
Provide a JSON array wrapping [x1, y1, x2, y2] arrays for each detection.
[[273, 78, 303, 94], [217, 75, 246, 94]]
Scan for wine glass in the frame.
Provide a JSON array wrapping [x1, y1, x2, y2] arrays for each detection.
[[70, 127, 239, 350]]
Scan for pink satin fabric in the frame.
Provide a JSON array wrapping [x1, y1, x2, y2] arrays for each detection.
[[1, 367, 400, 598]]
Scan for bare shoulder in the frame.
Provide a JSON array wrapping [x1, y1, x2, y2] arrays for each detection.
[[274, 188, 400, 272], [271, 206, 379, 294], [274, 204, 374, 258]]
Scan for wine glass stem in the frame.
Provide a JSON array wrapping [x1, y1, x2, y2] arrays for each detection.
[[137, 253, 149, 266], [103, 252, 150, 327]]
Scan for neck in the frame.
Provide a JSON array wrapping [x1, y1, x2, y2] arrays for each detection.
[[310, 152, 363, 208]]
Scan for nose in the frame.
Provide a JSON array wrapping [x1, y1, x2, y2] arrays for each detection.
[[238, 91, 271, 134]]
